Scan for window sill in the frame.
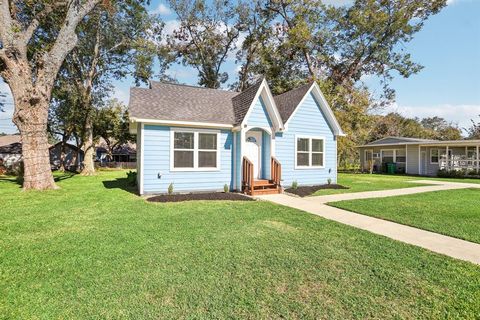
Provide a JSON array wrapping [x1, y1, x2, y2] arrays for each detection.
[[294, 166, 326, 170], [170, 167, 221, 172]]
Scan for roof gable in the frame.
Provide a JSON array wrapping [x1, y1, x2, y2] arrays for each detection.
[[274, 82, 313, 123], [283, 82, 345, 136], [231, 79, 263, 125], [239, 78, 284, 132]]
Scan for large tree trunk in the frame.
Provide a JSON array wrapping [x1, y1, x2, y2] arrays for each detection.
[[14, 101, 57, 190], [81, 119, 95, 175]]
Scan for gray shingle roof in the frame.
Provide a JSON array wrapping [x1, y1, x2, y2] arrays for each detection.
[[128, 79, 311, 126], [363, 137, 438, 146], [129, 82, 238, 125], [274, 82, 313, 123]]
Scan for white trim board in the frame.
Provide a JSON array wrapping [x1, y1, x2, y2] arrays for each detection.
[[240, 78, 285, 133], [294, 135, 326, 169], [169, 128, 222, 172], [130, 117, 233, 129]]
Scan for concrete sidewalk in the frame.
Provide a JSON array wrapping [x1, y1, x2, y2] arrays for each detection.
[[257, 182, 480, 265], [305, 180, 480, 204]]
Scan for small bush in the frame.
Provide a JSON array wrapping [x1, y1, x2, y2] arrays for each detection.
[[291, 180, 298, 190], [437, 168, 468, 179], [168, 183, 174, 195], [223, 184, 229, 193], [126, 171, 137, 186], [327, 178, 332, 185]]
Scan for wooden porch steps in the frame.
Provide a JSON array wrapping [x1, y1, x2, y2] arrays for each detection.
[[244, 179, 281, 196], [242, 157, 282, 196]]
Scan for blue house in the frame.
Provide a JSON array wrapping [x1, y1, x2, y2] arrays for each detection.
[[129, 78, 344, 195]]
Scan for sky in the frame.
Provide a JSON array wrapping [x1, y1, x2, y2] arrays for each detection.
[[1, 0, 479, 135]]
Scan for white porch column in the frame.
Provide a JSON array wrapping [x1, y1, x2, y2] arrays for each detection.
[[477, 145, 479, 174], [446, 146, 449, 170], [418, 145, 421, 175], [405, 144, 408, 174]]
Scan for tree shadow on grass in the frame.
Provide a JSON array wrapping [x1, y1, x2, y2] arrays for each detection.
[[0, 171, 77, 188], [102, 178, 138, 195], [0, 176, 22, 188]]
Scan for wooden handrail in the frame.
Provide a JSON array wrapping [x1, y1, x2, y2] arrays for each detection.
[[242, 156, 254, 195], [271, 156, 281, 187]]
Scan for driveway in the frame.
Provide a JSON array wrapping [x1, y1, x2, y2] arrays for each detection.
[[257, 180, 480, 265]]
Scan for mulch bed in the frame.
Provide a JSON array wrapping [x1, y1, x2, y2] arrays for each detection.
[[285, 184, 349, 197], [147, 192, 254, 203]]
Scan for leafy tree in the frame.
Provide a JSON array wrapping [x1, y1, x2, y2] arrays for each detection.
[[94, 99, 134, 161], [420, 116, 461, 140], [166, 0, 244, 88], [53, 2, 159, 175], [0, 0, 105, 190], [48, 79, 88, 172], [466, 115, 480, 139], [233, 0, 447, 167]]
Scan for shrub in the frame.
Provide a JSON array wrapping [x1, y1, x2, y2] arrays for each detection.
[[291, 180, 298, 190], [223, 184, 229, 193], [327, 178, 332, 185], [168, 183, 174, 195], [126, 171, 137, 186], [437, 168, 467, 179]]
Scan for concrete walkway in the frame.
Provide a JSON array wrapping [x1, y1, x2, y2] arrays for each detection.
[[305, 180, 480, 204], [257, 181, 480, 265]]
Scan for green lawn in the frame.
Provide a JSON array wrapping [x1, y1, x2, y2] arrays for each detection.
[[1, 171, 480, 319], [330, 188, 480, 244], [313, 173, 431, 195]]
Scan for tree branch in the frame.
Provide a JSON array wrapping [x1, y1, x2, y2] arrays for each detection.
[[0, 0, 13, 45], [38, 0, 101, 89]]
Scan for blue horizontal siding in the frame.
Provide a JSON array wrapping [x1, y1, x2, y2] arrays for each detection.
[[142, 125, 233, 193], [275, 92, 337, 187], [246, 96, 272, 128]]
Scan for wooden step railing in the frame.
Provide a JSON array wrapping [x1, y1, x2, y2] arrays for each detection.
[[271, 156, 281, 187], [242, 156, 254, 195]]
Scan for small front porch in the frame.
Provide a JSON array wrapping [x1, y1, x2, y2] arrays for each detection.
[[237, 127, 282, 196], [425, 145, 480, 175], [242, 156, 282, 195]]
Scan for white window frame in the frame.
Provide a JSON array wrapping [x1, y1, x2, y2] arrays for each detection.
[[380, 149, 395, 164], [395, 149, 406, 164], [430, 148, 439, 164], [294, 135, 325, 169], [170, 128, 221, 172]]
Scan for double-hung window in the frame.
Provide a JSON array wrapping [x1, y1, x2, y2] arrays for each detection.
[[295, 136, 325, 168], [171, 130, 220, 171], [430, 149, 439, 164]]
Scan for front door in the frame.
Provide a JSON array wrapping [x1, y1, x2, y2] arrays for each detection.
[[421, 151, 427, 175], [245, 131, 262, 179]]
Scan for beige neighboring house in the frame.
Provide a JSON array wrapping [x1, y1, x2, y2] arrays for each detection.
[[0, 134, 22, 168], [358, 136, 480, 176]]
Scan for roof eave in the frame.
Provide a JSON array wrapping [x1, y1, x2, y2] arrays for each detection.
[[130, 117, 234, 129]]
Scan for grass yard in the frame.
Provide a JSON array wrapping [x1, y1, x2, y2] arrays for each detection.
[[330, 188, 480, 244], [312, 173, 432, 196], [1, 171, 480, 319]]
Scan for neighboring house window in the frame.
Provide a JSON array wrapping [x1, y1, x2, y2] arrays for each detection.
[[171, 130, 220, 171], [430, 149, 439, 164], [295, 136, 325, 168], [381, 150, 394, 163], [467, 147, 477, 160], [395, 149, 406, 163]]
